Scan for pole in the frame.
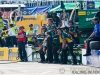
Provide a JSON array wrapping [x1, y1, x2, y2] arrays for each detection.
[[18, 5, 21, 17], [80, 1, 83, 10]]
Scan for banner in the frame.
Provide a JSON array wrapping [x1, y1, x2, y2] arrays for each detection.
[[0, 48, 20, 61], [22, 7, 37, 15], [0, 48, 8, 60], [22, 6, 52, 15]]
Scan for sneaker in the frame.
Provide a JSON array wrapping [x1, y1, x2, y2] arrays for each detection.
[[61, 62, 67, 64], [53, 61, 59, 64], [38, 61, 45, 63], [83, 53, 91, 56]]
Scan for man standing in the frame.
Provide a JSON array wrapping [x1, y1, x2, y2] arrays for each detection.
[[8, 24, 16, 47], [83, 17, 100, 56], [26, 24, 34, 45], [46, 18, 54, 63], [51, 12, 61, 27], [51, 25, 61, 63], [57, 28, 77, 64], [17, 26, 27, 62], [68, 20, 79, 44]]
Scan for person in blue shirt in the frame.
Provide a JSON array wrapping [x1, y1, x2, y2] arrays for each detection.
[[83, 17, 100, 56]]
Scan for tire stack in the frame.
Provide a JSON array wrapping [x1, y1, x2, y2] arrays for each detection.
[[90, 41, 100, 50]]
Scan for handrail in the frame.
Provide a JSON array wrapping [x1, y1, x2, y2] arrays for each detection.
[[69, 4, 80, 20], [10, 9, 19, 24]]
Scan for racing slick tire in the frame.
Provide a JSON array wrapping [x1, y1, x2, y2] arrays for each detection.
[[90, 41, 100, 50]]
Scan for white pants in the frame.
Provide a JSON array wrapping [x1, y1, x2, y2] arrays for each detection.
[[62, 20, 69, 27]]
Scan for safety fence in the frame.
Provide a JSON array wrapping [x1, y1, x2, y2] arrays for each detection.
[[0, 47, 40, 62], [0, 47, 82, 65], [0, 47, 20, 61]]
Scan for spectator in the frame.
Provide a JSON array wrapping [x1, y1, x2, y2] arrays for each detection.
[[26, 24, 34, 45], [61, 10, 69, 27], [51, 12, 61, 27], [8, 24, 16, 47], [17, 26, 27, 62], [45, 11, 51, 19]]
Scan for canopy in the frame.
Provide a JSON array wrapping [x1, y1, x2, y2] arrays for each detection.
[[49, 2, 80, 12], [95, 2, 100, 8], [49, 2, 100, 12]]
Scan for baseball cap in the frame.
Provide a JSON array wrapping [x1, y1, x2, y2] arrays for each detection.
[[29, 24, 33, 27], [19, 26, 24, 29], [51, 25, 56, 29]]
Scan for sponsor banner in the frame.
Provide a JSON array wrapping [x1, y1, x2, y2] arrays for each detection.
[[0, 48, 20, 61], [22, 6, 52, 15]]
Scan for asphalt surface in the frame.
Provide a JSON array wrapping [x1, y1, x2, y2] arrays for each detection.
[[0, 61, 99, 75]]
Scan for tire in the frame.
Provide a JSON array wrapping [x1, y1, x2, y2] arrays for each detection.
[[90, 41, 100, 50]]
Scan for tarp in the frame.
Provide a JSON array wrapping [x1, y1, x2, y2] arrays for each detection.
[[22, 6, 52, 15]]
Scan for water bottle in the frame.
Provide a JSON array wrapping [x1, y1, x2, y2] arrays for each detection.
[[14, 45, 16, 48], [34, 29, 37, 35]]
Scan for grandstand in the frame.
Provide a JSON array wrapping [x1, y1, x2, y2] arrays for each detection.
[[0, 0, 75, 7], [0, 0, 78, 18]]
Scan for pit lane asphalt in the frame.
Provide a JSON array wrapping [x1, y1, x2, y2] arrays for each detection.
[[0, 61, 99, 75]]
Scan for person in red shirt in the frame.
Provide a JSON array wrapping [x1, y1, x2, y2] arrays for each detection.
[[17, 26, 27, 62]]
